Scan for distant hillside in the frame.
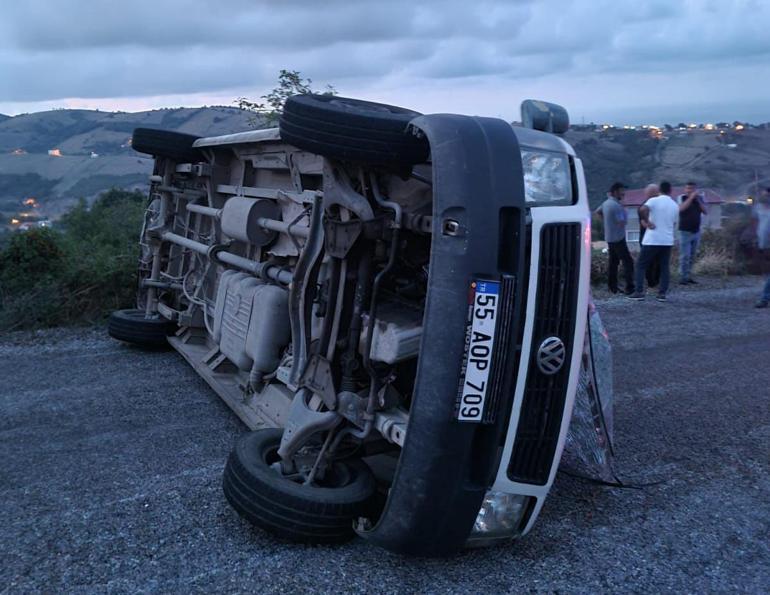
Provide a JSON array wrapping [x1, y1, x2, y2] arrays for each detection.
[[0, 106, 255, 220], [565, 125, 770, 208], [3, 106, 769, 223]]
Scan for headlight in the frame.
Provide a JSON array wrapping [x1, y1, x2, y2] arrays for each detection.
[[521, 149, 572, 206], [466, 491, 533, 546]]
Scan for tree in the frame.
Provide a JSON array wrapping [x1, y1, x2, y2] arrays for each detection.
[[0, 188, 148, 330], [235, 70, 337, 128]]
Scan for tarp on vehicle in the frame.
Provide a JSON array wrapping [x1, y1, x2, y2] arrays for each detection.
[[561, 299, 616, 482]]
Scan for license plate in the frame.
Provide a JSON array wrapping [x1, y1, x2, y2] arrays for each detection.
[[455, 279, 500, 423]]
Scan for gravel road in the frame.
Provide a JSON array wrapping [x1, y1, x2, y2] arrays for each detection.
[[1, 278, 768, 593]]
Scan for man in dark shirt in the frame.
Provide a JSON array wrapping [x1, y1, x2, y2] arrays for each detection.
[[677, 182, 708, 284]]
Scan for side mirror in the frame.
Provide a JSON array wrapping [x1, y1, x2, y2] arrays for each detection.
[[521, 100, 570, 134]]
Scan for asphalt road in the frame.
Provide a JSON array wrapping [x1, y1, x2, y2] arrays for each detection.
[[1, 278, 768, 593]]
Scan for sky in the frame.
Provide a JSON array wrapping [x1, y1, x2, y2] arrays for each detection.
[[2, 0, 770, 124]]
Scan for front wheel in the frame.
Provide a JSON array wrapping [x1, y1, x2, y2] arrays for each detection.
[[223, 429, 377, 543]]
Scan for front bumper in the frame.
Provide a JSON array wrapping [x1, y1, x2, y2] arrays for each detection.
[[477, 205, 591, 542]]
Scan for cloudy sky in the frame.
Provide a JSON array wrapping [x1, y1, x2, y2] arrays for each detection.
[[2, 0, 769, 124]]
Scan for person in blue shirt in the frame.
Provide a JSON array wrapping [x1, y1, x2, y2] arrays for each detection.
[[595, 182, 635, 294]]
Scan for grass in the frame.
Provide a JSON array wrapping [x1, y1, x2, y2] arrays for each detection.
[[591, 224, 761, 288], [692, 249, 733, 277]]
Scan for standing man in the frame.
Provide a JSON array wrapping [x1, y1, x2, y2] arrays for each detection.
[[757, 277, 770, 309], [677, 182, 708, 284], [755, 188, 770, 250], [628, 181, 679, 302], [638, 183, 661, 288], [596, 182, 635, 294], [754, 188, 770, 308]]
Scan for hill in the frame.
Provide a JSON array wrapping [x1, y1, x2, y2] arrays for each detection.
[[0, 107, 254, 221], [3, 107, 769, 223], [565, 125, 770, 208]]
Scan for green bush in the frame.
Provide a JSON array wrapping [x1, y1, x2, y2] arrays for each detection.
[[0, 188, 145, 331], [591, 248, 609, 286], [0, 227, 66, 290], [591, 214, 604, 242]]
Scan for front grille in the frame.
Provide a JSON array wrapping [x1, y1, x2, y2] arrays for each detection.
[[493, 224, 531, 442], [481, 275, 516, 423], [507, 223, 581, 485]]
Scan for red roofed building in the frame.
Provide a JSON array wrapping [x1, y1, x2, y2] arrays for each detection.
[[621, 186, 724, 244]]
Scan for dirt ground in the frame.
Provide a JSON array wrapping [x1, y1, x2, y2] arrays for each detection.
[[1, 277, 768, 593]]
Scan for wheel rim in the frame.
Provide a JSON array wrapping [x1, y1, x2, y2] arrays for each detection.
[[261, 443, 354, 489]]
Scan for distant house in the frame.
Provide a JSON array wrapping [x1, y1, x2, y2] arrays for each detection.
[[47, 148, 62, 157], [622, 186, 724, 244]]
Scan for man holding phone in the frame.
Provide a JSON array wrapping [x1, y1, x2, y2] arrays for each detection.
[[677, 182, 708, 284]]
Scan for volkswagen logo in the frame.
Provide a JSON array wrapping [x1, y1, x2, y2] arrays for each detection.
[[536, 336, 566, 375]]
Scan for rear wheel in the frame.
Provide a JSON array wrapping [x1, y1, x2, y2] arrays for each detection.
[[107, 309, 174, 348], [131, 128, 201, 162], [223, 428, 377, 543], [279, 94, 429, 168]]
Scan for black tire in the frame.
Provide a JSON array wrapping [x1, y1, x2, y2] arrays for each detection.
[[131, 128, 201, 162], [107, 309, 174, 348], [279, 94, 429, 168], [223, 429, 377, 544]]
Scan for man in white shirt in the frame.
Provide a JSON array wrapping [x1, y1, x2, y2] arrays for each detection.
[[628, 181, 680, 301]]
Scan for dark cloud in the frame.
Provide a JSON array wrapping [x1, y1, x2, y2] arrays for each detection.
[[0, 0, 768, 122], [2, 1, 530, 51]]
